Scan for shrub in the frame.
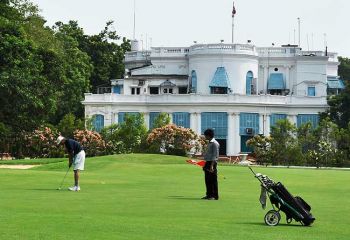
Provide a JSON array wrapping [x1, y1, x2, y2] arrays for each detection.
[[147, 124, 203, 156], [73, 129, 106, 156], [25, 126, 64, 158]]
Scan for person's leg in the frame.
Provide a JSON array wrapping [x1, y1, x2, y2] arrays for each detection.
[[212, 162, 218, 199], [203, 162, 211, 198], [74, 170, 80, 187]]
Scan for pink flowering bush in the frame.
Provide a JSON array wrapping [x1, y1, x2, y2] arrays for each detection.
[[147, 124, 204, 156], [25, 126, 64, 158], [73, 130, 107, 156]]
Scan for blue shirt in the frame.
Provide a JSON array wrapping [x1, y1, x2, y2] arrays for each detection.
[[64, 139, 83, 156]]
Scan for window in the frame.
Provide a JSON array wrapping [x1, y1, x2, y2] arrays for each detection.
[[178, 86, 187, 94], [163, 88, 173, 94], [297, 114, 319, 129], [150, 87, 159, 95], [201, 112, 228, 139], [173, 112, 190, 128], [270, 114, 287, 129], [307, 86, 315, 96], [210, 87, 227, 94], [190, 70, 197, 93], [239, 113, 259, 136], [246, 71, 254, 95], [131, 87, 141, 95], [93, 114, 104, 132]]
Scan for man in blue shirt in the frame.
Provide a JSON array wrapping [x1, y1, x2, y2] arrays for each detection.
[[57, 136, 86, 191], [202, 129, 220, 200]]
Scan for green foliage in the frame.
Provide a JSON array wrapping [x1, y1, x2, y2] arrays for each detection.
[[57, 113, 84, 138], [153, 113, 171, 129], [269, 119, 302, 166], [101, 113, 147, 154], [246, 135, 272, 165], [325, 57, 350, 128]]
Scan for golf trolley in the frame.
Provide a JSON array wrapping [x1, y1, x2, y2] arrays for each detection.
[[249, 167, 315, 226]]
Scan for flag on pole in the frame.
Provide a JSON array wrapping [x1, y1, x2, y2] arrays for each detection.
[[186, 159, 206, 167], [232, 1, 236, 17]]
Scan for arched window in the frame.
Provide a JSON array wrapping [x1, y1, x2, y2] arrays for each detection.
[[93, 114, 104, 132], [190, 70, 197, 93], [246, 71, 254, 95]]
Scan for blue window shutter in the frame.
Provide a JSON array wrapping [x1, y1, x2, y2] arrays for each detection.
[[268, 73, 285, 90], [239, 113, 259, 135], [201, 112, 228, 139], [191, 70, 197, 93], [113, 86, 121, 94], [270, 114, 287, 128], [246, 71, 253, 95], [173, 112, 190, 128], [297, 114, 319, 128], [149, 112, 160, 129], [93, 114, 104, 132], [307, 87, 316, 96]]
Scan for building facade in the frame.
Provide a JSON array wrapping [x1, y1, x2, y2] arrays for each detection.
[[83, 42, 344, 156]]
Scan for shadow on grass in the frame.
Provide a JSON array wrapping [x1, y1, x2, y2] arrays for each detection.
[[168, 196, 202, 201], [238, 222, 305, 227]]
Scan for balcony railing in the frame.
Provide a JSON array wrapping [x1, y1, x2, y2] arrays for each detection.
[[83, 93, 327, 107]]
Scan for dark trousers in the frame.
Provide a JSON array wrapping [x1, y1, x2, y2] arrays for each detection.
[[204, 161, 219, 199]]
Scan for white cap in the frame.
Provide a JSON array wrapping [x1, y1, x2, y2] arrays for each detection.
[[56, 136, 65, 145]]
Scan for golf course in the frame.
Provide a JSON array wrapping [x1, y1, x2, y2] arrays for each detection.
[[0, 154, 349, 240]]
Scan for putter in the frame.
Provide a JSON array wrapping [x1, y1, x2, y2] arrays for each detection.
[[57, 166, 71, 190]]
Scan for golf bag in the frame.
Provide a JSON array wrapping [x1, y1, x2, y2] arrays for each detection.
[[250, 167, 315, 226]]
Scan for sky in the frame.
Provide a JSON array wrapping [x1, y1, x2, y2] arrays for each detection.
[[31, 0, 349, 57]]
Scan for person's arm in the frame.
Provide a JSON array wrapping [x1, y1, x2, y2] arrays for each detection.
[[209, 143, 219, 172], [68, 152, 73, 167]]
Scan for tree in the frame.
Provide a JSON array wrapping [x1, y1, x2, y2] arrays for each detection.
[[101, 113, 147, 154], [269, 119, 302, 166], [324, 57, 350, 128], [153, 113, 171, 129]]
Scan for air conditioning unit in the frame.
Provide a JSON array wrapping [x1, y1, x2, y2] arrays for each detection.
[[246, 128, 253, 135]]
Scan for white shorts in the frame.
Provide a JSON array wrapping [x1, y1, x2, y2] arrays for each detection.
[[73, 150, 85, 171]]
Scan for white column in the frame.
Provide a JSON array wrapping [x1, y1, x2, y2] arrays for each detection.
[[259, 113, 264, 135], [113, 112, 119, 124], [168, 112, 173, 124], [143, 112, 150, 130], [233, 113, 240, 155], [263, 66, 268, 94], [288, 114, 297, 126], [227, 112, 234, 156], [197, 112, 202, 135], [104, 106, 112, 127], [190, 112, 197, 133], [265, 114, 271, 136], [285, 65, 291, 92]]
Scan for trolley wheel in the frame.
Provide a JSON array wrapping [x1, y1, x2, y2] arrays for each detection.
[[264, 210, 281, 226]]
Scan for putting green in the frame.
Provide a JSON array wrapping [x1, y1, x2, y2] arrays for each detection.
[[0, 154, 349, 239]]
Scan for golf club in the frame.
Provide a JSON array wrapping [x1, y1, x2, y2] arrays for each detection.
[[57, 166, 71, 190]]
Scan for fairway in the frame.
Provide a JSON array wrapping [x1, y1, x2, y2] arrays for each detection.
[[0, 154, 349, 240]]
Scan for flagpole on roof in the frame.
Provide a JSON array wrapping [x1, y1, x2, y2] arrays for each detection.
[[231, 1, 236, 43]]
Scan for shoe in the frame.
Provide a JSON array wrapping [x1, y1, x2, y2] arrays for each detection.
[[201, 196, 209, 199], [68, 186, 80, 191], [207, 197, 216, 200]]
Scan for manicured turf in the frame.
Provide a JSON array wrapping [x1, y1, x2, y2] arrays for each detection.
[[0, 154, 349, 239]]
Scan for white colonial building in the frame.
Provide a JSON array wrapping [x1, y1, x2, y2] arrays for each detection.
[[83, 41, 344, 156]]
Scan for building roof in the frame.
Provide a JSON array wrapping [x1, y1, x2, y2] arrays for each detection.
[[209, 67, 231, 88]]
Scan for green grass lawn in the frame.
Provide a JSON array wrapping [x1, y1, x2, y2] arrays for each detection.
[[0, 154, 349, 240]]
